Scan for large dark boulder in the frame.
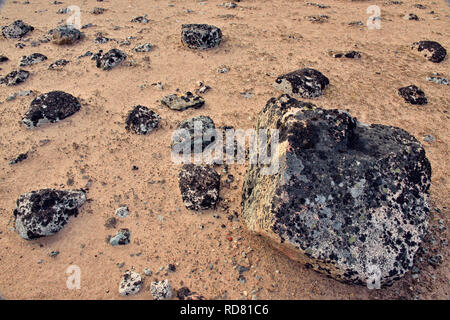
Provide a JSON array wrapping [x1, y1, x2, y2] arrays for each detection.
[[274, 68, 329, 99], [14, 189, 86, 240], [241, 94, 431, 286], [181, 24, 222, 49], [412, 41, 446, 63]]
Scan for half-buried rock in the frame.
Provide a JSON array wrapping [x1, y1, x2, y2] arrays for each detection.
[[14, 189, 86, 240], [274, 68, 329, 99], [398, 85, 427, 105], [241, 94, 431, 286], [161, 92, 205, 111], [178, 164, 220, 210], [412, 40, 447, 63], [125, 105, 161, 134], [49, 25, 83, 45], [96, 48, 127, 70], [19, 53, 48, 67], [22, 91, 81, 128], [181, 24, 222, 49], [172, 116, 216, 153], [2, 20, 34, 39], [0, 70, 30, 86]]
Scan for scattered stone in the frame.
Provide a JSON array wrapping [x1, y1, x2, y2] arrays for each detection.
[[110, 228, 131, 246], [398, 85, 427, 105], [19, 53, 48, 67], [93, 33, 109, 44], [49, 25, 83, 45], [348, 21, 364, 26], [22, 91, 81, 128], [220, 2, 237, 8], [333, 51, 362, 59], [30, 41, 41, 47], [95, 48, 127, 70], [104, 217, 117, 229], [49, 250, 60, 257], [217, 65, 229, 73], [13, 189, 86, 240], [306, 2, 329, 8], [15, 43, 26, 49], [178, 164, 220, 210], [241, 94, 432, 286], [0, 55, 9, 63], [177, 287, 205, 300], [423, 134, 435, 143], [2, 20, 34, 39], [181, 24, 222, 49], [115, 206, 129, 218], [403, 13, 419, 20], [307, 15, 329, 23], [413, 4, 426, 9], [274, 68, 330, 99], [161, 92, 205, 111], [0, 70, 30, 86], [119, 270, 142, 296], [48, 59, 70, 69], [81, 23, 94, 29], [412, 40, 447, 63], [92, 7, 107, 14], [144, 268, 153, 276], [167, 264, 176, 272], [9, 152, 28, 165], [125, 105, 161, 135], [131, 15, 150, 23], [150, 279, 173, 300], [133, 43, 153, 52], [172, 116, 216, 153], [56, 7, 69, 14], [198, 85, 211, 94], [426, 75, 448, 85]]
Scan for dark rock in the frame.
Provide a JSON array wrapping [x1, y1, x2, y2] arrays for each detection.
[[176, 287, 205, 300], [2, 20, 34, 39], [0, 70, 30, 86], [22, 91, 81, 128], [92, 7, 106, 14], [96, 48, 126, 70], [150, 279, 173, 300], [13, 189, 86, 240], [133, 43, 153, 52], [241, 94, 431, 286], [274, 68, 330, 99], [426, 75, 448, 85], [119, 270, 142, 296], [181, 24, 222, 49], [19, 53, 48, 67], [403, 13, 419, 20], [345, 51, 362, 59], [15, 43, 26, 49], [125, 105, 161, 135], [398, 85, 427, 105], [48, 59, 70, 69], [131, 15, 150, 23], [110, 228, 131, 246], [172, 116, 216, 153], [9, 152, 28, 165], [178, 164, 220, 210], [167, 264, 176, 272], [412, 41, 447, 63], [49, 25, 82, 45], [307, 15, 329, 23], [161, 92, 205, 111], [0, 55, 8, 63]]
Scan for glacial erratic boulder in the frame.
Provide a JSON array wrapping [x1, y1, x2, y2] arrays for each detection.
[[2, 20, 34, 39], [181, 24, 222, 49], [13, 189, 86, 240], [274, 68, 330, 99], [22, 91, 81, 128], [412, 40, 447, 63], [241, 94, 431, 286], [125, 105, 161, 134]]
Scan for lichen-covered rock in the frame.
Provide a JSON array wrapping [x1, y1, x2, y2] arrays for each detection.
[[96, 48, 126, 70], [19, 53, 48, 67], [49, 25, 82, 45], [181, 24, 222, 49], [412, 41, 447, 63], [241, 94, 431, 286], [150, 279, 173, 300], [133, 43, 153, 52], [110, 228, 131, 246], [0, 70, 30, 86], [119, 270, 142, 296], [2, 20, 34, 39], [178, 164, 220, 210], [125, 105, 161, 134], [274, 68, 330, 99], [398, 85, 427, 105], [172, 116, 216, 153], [22, 91, 81, 128], [176, 287, 205, 300], [13, 189, 86, 240], [161, 92, 205, 111]]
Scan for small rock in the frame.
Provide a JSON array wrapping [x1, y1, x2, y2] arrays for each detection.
[[398, 85, 427, 105], [423, 134, 435, 143], [48, 59, 70, 69], [412, 40, 447, 63], [0, 70, 30, 86], [0, 55, 9, 63], [181, 24, 222, 49], [2, 20, 34, 39], [133, 43, 153, 52], [92, 7, 107, 14], [49, 25, 83, 45], [115, 206, 129, 218], [119, 270, 142, 296], [426, 75, 448, 85], [161, 92, 205, 111], [172, 116, 216, 153], [9, 152, 28, 165], [96, 48, 127, 70], [125, 105, 161, 135], [131, 15, 150, 23], [151, 279, 173, 300], [49, 250, 60, 257], [274, 68, 330, 98], [403, 13, 419, 20], [19, 53, 48, 67], [104, 217, 117, 229], [110, 228, 131, 246], [144, 268, 153, 276]]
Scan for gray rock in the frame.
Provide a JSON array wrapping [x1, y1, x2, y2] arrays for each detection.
[[403, 13, 419, 20], [92, 7, 107, 15], [48, 59, 70, 69], [19, 53, 48, 67], [9, 152, 28, 165], [178, 164, 220, 210], [241, 94, 431, 286], [115, 206, 129, 218], [412, 40, 447, 63], [161, 92, 205, 111], [398, 85, 427, 105], [14, 189, 86, 240], [181, 24, 222, 49], [2, 20, 34, 39], [110, 228, 131, 246], [143, 268, 153, 276], [22, 91, 81, 128], [125, 105, 161, 135], [172, 116, 216, 153], [49, 25, 82, 45], [133, 43, 153, 52], [131, 15, 150, 23], [150, 279, 173, 300], [96, 48, 126, 70], [119, 270, 142, 296], [0, 70, 30, 86], [423, 134, 435, 143], [274, 68, 330, 99], [426, 75, 448, 85]]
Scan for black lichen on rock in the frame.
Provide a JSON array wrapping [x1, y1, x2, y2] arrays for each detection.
[[398, 85, 427, 105], [0, 69, 30, 86], [2, 20, 34, 39], [125, 105, 161, 135], [13, 189, 86, 240], [22, 91, 81, 128], [178, 164, 220, 210], [242, 94, 432, 286], [412, 41, 447, 63], [96, 48, 126, 70], [19, 53, 48, 67], [274, 68, 330, 99], [161, 92, 205, 111], [181, 24, 222, 49]]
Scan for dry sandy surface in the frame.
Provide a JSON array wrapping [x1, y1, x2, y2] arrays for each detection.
[[0, 0, 448, 300]]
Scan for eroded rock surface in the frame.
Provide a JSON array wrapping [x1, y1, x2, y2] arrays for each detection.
[[412, 41, 447, 63], [274, 68, 329, 99], [181, 24, 222, 49], [241, 94, 431, 286], [13, 189, 86, 240], [125, 105, 161, 134], [161, 92, 205, 111]]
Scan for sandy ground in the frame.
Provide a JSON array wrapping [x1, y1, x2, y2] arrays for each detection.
[[0, 0, 448, 300]]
